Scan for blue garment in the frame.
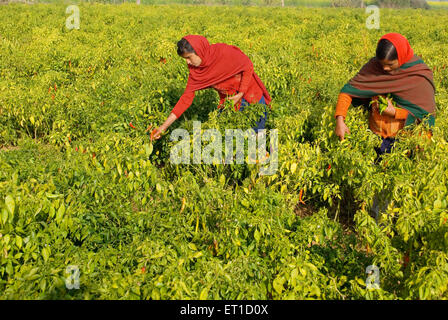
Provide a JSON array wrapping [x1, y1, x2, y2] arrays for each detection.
[[374, 137, 396, 163], [239, 96, 268, 133]]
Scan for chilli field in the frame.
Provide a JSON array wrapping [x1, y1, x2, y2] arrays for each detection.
[[1, 3, 448, 300]]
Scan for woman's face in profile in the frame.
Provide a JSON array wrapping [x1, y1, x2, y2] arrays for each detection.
[[182, 52, 202, 67], [378, 58, 400, 74]]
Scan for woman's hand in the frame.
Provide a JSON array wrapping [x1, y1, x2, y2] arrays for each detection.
[[335, 116, 350, 141], [151, 113, 178, 141], [151, 127, 164, 140], [372, 97, 396, 117], [381, 98, 397, 117], [227, 92, 244, 105]]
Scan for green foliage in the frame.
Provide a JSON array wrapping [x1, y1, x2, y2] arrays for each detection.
[[376, 0, 430, 8], [369, 94, 398, 114], [428, 1, 448, 9], [0, 3, 447, 299], [331, 0, 364, 7]]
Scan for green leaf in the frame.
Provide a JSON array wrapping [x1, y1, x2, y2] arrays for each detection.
[[219, 174, 226, 186], [419, 286, 426, 299], [290, 268, 298, 281], [16, 236, 23, 249], [273, 276, 285, 295], [40, 278, 47, 291], [42, 247, 50, 263], [45, 193, 63, 199], [1, 208, 8, 225], [49, 205, 55, 219], [5, 195, 15, 215], [290, 163, 297, 174], [356, 277, 365, 287], [5, 263, 13, 275], [26, 267, 39, 280], [145, 143, 153, 157], [56, 204, 65, 222], [12, 172, 18, 185], [199, 287, 208, 300], [254, 229, 261, 243], [309, 286, 321, 297], [241, 198, 250, 208]]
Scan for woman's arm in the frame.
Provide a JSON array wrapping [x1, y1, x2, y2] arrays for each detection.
[[334, 93, 352, 140], [151, 113, 177, 140], [152, 90, 195, 140], [171, 90, 195, 119]]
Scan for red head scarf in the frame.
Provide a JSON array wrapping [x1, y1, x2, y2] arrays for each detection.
[[379, 33, 414, 66], [182, 35, 271, 104]]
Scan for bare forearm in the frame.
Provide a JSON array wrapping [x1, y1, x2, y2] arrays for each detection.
[[160, 113, 178, 132], [335, 115, 350, 140]]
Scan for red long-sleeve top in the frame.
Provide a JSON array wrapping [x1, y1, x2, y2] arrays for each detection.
[[171, 65, 264, 118]]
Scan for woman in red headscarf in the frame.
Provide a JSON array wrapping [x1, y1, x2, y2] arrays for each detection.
[[334, 33, 436, 160], [151, 35, 271, 140]]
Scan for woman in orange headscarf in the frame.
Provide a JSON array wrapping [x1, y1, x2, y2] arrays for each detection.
[[334, 33, 436, 160], [151, 35, 271, 140]]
